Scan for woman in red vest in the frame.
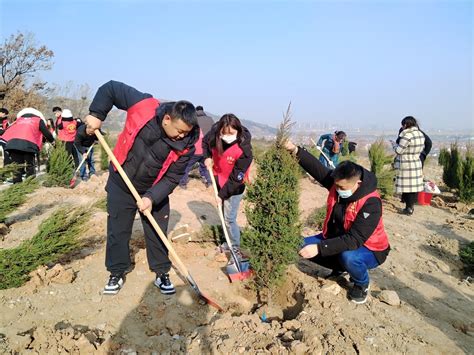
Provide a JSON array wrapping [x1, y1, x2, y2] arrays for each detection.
[[285, 140, 390, 304], [203, 114, 253, 259], [3, 108, 54, 183]]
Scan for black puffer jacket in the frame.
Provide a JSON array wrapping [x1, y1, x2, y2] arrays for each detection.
[[297, 147, 390, 264], [89, 80, 199, 204]]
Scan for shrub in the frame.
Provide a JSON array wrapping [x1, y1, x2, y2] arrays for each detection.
[[242, 105, 301, 300], [459, 147, 473, 203], [0, 177, 39, 223], [0, 206, 90, 289], [0, 163, 22, 183], [442, 142, 462, 190], [439, 143, 473, 202], [44, 141, 75, 187], [368, 139, 395, 198], [459, 241, 474, 276], [438, 147, 449, 168]]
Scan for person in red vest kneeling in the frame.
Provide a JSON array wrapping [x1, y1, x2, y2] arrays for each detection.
[[285, 141, 390, 304], [84, 80, 199, 296], [3, 108, 54, 183], [203, 114, 253, 260]]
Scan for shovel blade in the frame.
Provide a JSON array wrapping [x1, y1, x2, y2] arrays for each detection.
[[226, 260, 253, 282], [185, 274, 223, 312]]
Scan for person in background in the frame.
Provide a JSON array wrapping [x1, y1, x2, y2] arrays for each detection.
[[52, 106, 62, 129], [179, 105, 213, 188], [56, 108, 79, 167], [74, 123, 97, 181], [317, 131, 347, 168], [284, 141, 390, 304], [0, 108, 11, 166], [397, 125, 432, 168], [3, 108, 54, 183], [203, 114, 252, 259], [391, 116, 425, 215]]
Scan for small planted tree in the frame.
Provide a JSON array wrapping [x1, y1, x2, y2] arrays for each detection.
[[0, 206, 90, 289], [44, 141, 75, 187], [242, 104, 301, 302], [368, 139, 395, 199], [0, 177, 39, 223], [459, 147, 473, 203], [438, 147, 450, 169], [441, 142, 462, 190]]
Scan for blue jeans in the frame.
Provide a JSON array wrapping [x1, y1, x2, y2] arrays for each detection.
[[303, 233, 380, 286], [318, 148, 339, 168], [76, 146, 96, 179], [223, 193, 244, 248], [179, 154, 211, 186]]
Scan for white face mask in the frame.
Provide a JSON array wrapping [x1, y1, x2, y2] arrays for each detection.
[[221, 134, 237, 144], [336, 189, 353, 199], [336, 180, 360, 199]]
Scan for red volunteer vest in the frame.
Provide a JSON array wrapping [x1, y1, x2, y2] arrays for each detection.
[[211, 143, 250, 188], [2, 116, 43, 150], [57, 117, 77, 142], [113, 98, 188, 186], [322, 187, 389, 251], [194, 129, 204, 155]]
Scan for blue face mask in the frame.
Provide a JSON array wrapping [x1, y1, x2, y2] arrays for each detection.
[[336, 189, 353, 199]]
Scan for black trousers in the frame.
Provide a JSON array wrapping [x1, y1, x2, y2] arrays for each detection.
[[64, 141, 79, 167], [7, 149, 36, 183], [105, 178, 171, 275], [401, 192, 418, 209]]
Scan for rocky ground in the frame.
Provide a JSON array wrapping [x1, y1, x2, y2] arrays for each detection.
[[0, 160, 473, 354]]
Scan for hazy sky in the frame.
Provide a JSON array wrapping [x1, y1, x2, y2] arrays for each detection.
[[1, 0, 472, 131]]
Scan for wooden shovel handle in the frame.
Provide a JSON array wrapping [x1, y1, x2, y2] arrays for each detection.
[[94, 130, 190, 277], [208, 166, 242, 271]]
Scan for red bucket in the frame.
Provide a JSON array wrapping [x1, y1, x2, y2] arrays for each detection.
[[418, 192, 432, 206]]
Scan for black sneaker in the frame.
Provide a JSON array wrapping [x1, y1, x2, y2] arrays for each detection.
[[103, 274, 124, 295], [349, 284, 369, 304], [402, 207, 414, 215], [325, 270, 347, 280], [154, 273, 176, 295]]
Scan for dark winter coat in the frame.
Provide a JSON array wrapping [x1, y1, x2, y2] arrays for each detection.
[[296, 147, 390, 264], [88, 80, 199, 204]]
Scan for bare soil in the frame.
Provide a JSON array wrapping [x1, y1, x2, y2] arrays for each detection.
[[0, 161, 473, 354]]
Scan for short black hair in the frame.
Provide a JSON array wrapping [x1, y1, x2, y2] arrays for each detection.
[[170, 101, 197, 126], [332, 161, 363, 181], [52, 106, 62, 112], [0, 108, 8, 115], [196, 105, 204, 111], [401, 116, 418, 129]]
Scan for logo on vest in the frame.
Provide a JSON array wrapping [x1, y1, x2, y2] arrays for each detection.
[[237, 172, 244, 181], [226, 156, 235, 164], [66, 123, 76, 132], [363, 212, 370, 219]]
